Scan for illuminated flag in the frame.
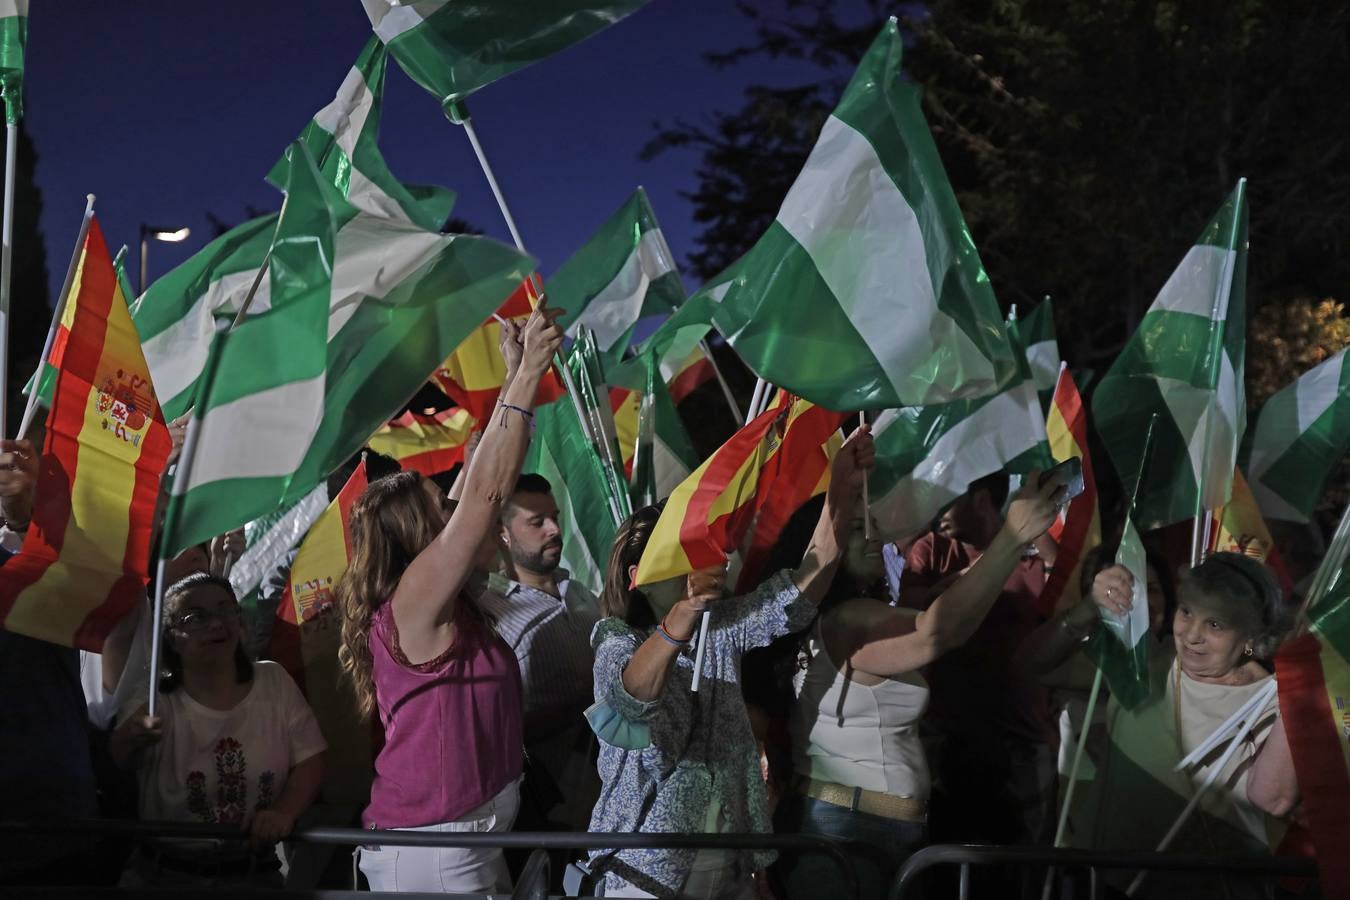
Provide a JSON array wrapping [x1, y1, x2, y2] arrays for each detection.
[[0, 217, 171, 649], [368, 408, 474, 477]]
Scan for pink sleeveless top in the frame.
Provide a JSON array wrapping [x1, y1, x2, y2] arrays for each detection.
[[363, 601, 523, 828]]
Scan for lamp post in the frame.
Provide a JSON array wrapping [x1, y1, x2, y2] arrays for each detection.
[[139, 224, 191, 294]]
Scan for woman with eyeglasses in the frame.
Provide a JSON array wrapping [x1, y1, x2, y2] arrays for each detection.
[[111, 573, 327, 889]]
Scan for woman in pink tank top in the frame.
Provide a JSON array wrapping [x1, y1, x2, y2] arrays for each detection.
[[337, 306, 564, 894]]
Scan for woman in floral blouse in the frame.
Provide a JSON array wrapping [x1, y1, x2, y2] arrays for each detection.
[[584, 426, 875, 899]]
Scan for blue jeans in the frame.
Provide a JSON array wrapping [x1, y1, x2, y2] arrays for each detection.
[[771, 791, 927, 900]]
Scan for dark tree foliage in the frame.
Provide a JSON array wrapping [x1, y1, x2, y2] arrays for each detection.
[[645, 0, 1350, 368], [3, 123, 50, 436]]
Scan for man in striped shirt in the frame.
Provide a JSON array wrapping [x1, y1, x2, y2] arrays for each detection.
[[476, 473, 601, 834]]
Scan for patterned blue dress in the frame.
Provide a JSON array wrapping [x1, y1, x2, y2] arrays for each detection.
[[586, 571, 816, 897]]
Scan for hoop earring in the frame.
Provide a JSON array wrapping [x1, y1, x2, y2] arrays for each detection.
[[1244, 646, 1254, 657]]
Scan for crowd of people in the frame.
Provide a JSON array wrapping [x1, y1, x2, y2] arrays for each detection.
[[0, 304, 1314, 898]]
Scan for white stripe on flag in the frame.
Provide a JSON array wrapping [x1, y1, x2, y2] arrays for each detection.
[[1158, 349, 1241, 510], [176, 375, 326, 493], [1249, 351, 1345, 481], [0, 1, 28, 18], [326, 218, 447, 338], [1151, 244, 1237, 320], [775, 115, 994, 405], [567, 228, 677, 351], [1026, 340, 1061, 392], [362, 0, 444, 42]]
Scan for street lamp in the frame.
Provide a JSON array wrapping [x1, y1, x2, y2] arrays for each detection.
[[139, 224, 191, 294]]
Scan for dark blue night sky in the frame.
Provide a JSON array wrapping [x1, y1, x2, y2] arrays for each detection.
[[24, 1, 876, 306]]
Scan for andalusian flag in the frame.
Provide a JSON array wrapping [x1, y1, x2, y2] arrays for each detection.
[[429, 278, 564, 421], [694, 18, 1018, 411], [1094, 180, 1249, 531], [1086, 516, 1152, 710], [228, 485, 328, 604], [547, 187, 684, 363], [634, 391, 793, 589], [0, 217, 171, 649], [271, 461, 373, 806], [524, 396, 625, 595], [1041, 365, 1102, 614], [867, 356, 1048, 541], [266, 36, 454, 232], [1010, 297, 1061, 407], [159, 143, 531, 554], [734, 399, 844, 593], [361, 0, 651, 113], [1243, 348, 1350, 524], [368, 407, 474, 477], [0, 0, 27, 123], [626, 350, 698, 508]]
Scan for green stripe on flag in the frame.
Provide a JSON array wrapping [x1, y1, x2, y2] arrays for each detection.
[[362, 0, 651, 111], [0, 0, 27, 123], [1088, 516, 1154, 711], [696, 18, 1018, 411]]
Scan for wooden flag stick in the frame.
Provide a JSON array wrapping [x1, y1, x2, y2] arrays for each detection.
[[16, 195, 96, 439]]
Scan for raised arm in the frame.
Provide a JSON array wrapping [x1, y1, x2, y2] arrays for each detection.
[[790, 425, 875, 603], [620, 568, 723, 702], [1012, 564, 1132, 677], [391, 306, 563, 633], [842, 474, 1060, 677]]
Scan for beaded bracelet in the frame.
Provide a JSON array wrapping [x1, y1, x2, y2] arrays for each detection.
[[656, 617, 692, 647]]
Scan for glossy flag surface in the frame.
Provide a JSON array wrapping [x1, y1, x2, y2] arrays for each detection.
[[368, 407, 475, 477]]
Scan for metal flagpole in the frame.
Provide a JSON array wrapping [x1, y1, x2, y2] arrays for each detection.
[[16, 195, 96, 439], [0, 120, 16, 435], [454, 109, 626, 528]]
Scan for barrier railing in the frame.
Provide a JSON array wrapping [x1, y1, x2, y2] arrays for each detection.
[[0, 818, 860, 897], [888, 843, 1319, 900]]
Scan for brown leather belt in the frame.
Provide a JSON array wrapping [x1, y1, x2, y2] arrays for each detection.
[[797, 776, 928, 823]]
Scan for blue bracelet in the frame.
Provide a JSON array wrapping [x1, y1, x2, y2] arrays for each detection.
[[496, 401, 534, 420], [655, 618, 691, 647]]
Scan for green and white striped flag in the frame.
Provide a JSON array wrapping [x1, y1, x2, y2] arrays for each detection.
[[159, 143, 533, 554], [265, 36, 453, 233], [547, 187, 683, 365], [525, 396, 625, 596], [1010, 296, 1061, 398], [629, 349, 698, 508], [360, 0, 650, 114], [1087, 515, 1152, 710], [694, 17, 1019, 412], [0, 0, 27, 123], [1093, 180, 1249, 531], [609, 294, 717, 392], [1242, 348, 1350, 523]]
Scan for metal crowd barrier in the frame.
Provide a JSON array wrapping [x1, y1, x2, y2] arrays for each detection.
[[0, 817, 861, 897], [889, 843, 1319, 900]]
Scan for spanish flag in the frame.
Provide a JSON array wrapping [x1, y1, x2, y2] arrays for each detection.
[[429, 276, 564, 420], [734, 400, 844, 593], [1207, 467, 1294, 599], [271, 460, 374, 805], [611, 386, 640, 476], [635, 391, 793, 587], [0, 217, 171, 650], [1041, 364, 1101, 614], [368, 407, 474, 477], [666, 345, 715, 405]]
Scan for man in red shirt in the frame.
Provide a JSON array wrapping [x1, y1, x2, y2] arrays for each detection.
[[903, 471, 1059, 849]]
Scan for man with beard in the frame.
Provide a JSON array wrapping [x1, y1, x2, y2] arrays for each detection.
[[475, 473, 601, 842], [902, 470, 1059, 864]]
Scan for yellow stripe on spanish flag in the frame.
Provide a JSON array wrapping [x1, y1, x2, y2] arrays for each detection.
[[0, 217, 171, 650]]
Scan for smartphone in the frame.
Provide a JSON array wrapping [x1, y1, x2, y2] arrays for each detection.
[[1039, 457, 1085, 504]]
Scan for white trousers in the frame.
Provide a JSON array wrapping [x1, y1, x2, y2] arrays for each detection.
[[358, 778, 520, 894], [603, 849, 756, 899]]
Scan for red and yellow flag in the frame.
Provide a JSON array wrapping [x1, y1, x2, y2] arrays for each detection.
[[0, 218, 171, 650], [1207, 467, 1294, 599], [635, 391, 794, 587], [611, 386, 641, 477], [430, 276, 564, 421], [666, 346, 715, 405], [734, 401, 844, 593], [368, 408, 475, 477], [1041, 366, 1101, 615], [271, 460, 374, 805]]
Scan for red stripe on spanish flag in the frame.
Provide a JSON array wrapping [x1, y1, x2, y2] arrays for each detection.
[[735, 400, 844, 593], [635, 391, 793, 586], [1041, 366, 1101, 615], [1207, 468, 1296, 600], [667, 347, 715, 406], [271, 461, 374, 805], [368, 408, 475, 477], [0, 217, 171, 651], [430, 275, 564, 421]]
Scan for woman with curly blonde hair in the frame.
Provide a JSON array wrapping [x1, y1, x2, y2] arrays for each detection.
[[338, 306, 563, 894]]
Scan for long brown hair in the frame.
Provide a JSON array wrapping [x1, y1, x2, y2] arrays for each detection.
[[599, 504, 663, 629], [337, 471, 442, 720]]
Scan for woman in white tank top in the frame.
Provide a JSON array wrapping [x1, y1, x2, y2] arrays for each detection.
[[771, 475, 1061, 900]]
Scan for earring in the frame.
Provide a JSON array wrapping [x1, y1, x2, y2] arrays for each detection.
[[1244, 646, 1254, 657]]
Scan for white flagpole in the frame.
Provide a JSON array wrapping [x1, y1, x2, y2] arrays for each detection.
[[454, 110, 625, 528], [16, 195, 96, 439], [0, 120, 16, 434], [859, 411, 871, 540], [745, 377, 768, 425], [697, 339, 742, 423]]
